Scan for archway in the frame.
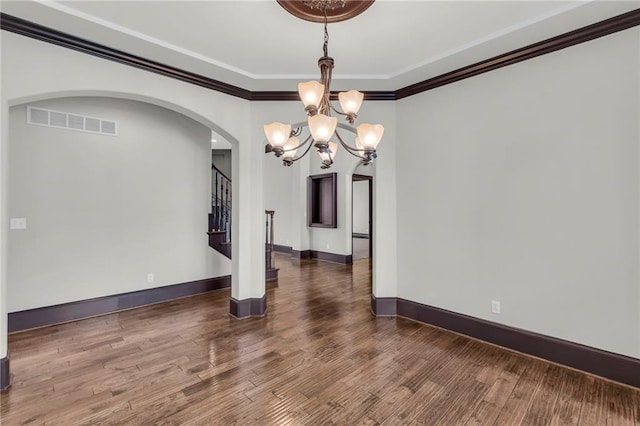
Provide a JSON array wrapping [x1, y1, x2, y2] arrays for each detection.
[[0, 91, 263, 390], [6, 94, 238, 319]]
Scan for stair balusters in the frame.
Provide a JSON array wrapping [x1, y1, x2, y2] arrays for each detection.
[[208, 166, 278, 282], [210, 164, 231, 239], [265, 210, 275, 271], [265, 210, 279, 281], [208, 164, 232, 259]]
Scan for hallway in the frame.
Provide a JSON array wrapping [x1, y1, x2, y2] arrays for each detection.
[[1, 254, 638, 424], [352, 237, 370, 260]]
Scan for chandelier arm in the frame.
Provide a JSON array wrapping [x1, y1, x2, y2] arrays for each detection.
[[328, 100, 348, 117], [334, 129, 367, 160], [289, 133, 316, 162], [281, 131, 313, 153]]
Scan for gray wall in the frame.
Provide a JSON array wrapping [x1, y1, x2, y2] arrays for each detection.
[[396, 28, 640, 358], [8, 97, 231, 312]]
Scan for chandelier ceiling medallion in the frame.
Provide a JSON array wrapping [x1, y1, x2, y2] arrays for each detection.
[[264, 0, 383, 169]]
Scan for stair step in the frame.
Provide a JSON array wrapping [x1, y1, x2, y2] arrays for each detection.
[[207, 231, 231, 259]]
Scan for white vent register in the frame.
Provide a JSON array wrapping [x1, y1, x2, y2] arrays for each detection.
[[27, 106, 117, 136]]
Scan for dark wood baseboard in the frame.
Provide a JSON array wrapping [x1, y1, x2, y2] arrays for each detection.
[[0, 356, 9, 391], [8, 275, 231, 333], [266, 268, 279, 281], [312, 250, 353, 264], [272, 244, 293, 254], [289, 247, 352, 264], [291, 249, 312, 260], [387, 298, 640, 389], [229, 295, 267, 318], [370, 294, 397, 316]]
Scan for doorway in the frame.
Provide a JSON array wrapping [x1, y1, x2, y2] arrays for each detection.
[[352, 174, 373, 260]]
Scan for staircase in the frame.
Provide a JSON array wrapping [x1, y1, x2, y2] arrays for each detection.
[[208, 164, 278, 281], [208, 164, 232, 258]]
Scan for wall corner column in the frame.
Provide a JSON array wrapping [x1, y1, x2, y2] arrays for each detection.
[[1, 102, 9, 389], [230, 105, 266, 318], [372, 102, 398, 308]]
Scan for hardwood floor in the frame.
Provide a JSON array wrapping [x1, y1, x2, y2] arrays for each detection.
[[1, 254, 639, 425]]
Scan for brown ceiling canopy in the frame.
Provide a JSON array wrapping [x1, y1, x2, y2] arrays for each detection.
[[276, 0, 375, 23]]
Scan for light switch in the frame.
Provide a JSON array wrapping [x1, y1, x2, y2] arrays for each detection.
[[10, 218, 27, 230]]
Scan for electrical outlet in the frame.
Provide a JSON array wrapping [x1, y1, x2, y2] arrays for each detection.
[[147, 273, 154, 283], [491, 300, 501, 314], [10, 218, 27, 229]]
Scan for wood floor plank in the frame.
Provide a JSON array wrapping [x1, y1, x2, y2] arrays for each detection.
[[1, 253, 638, 424], [606, 383, 637, 426], [579, 376, 611, 425], [549, 369, 586, 426], [520, 364, 566, 424]]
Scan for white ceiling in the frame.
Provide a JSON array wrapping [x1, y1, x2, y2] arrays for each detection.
[[2, 0, 638, 91]]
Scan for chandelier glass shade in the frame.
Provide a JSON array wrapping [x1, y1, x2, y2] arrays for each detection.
[[264, 1, 383, 169]]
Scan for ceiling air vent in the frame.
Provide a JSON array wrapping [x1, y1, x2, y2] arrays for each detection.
[[27, 106, 118, 137]]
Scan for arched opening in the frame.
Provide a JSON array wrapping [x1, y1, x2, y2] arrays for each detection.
[[4, 93, 239, 328]]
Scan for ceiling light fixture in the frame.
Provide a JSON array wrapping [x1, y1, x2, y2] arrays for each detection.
[[264, 0, 383, 169]]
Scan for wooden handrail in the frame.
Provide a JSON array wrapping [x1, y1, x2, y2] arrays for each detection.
[[211, 163, 231, 183]]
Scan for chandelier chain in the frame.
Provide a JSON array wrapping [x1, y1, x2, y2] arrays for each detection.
[[302, 0, 346, 11], [323, 6, 329, 57]]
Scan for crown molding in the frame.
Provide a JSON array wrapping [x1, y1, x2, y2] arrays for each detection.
[[250, 91, 396, 101], [395, 8, 640, 99], [0, 13, 253, 100], [2, 9, 639, 102], [250, 91, 310, 102]]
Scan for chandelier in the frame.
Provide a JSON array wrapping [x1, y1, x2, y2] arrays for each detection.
[[264, 0, 384, 169]]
